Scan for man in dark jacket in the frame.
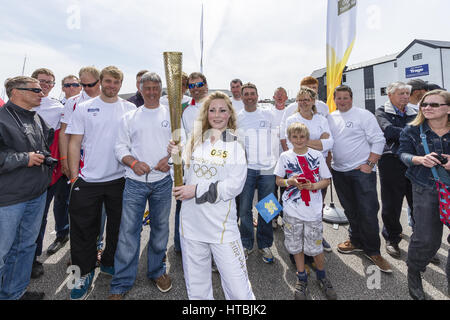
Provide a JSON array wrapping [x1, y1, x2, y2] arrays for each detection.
[[0, 76, 53, 300], [375, 82, 417, 258]]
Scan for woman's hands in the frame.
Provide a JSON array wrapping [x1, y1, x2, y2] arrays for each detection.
[[173, 185, 196, 201]]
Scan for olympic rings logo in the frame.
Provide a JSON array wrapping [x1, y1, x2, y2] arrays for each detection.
[[193, 164, 218, 179]]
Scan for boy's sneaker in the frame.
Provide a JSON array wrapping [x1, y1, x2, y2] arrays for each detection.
[[365, 254, 393, 274], [70, 270, 95, 300], [337, 240, 363, 254], [152, 273, 172, 293], [317, 277, 337, 300], [100, 264, 115, 276], [294, 279, 308, 300], [322, 238, 332, 252], [259, 247, 274, 264]]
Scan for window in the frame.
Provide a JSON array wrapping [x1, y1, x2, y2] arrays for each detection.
[[394, 62, 398, 68], [365, 88, 375, 100], [413, 53, 423, 61], [380, 87, 387, 96], [342, 74, 347, 83]]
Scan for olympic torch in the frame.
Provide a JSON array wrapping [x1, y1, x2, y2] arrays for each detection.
[[163, 52, 183, 187]]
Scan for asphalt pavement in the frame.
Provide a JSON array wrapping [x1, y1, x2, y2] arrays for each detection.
[[29, 179, 450, 301]]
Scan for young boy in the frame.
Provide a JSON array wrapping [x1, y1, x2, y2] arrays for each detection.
[[274, 123, 337, 300]]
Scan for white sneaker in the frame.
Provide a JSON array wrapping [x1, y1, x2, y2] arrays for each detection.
[[259, 247, 274, 264]]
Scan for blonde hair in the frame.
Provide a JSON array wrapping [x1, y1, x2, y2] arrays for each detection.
[[184, 91, 237, 167], [79, 66, 100, 80], [287, 123, 310, 141], [409, 90, 450, 127], [296, 86, 317, 114], [100, 66, 124, 82]]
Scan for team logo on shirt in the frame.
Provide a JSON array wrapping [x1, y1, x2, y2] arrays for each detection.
[[88, 108, 100, 113], [161, 120, 169, 128], [346, 122, 353, 128], [260, 121, 267, 128]]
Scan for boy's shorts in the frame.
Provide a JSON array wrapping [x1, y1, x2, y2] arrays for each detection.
[[283, 214, 323, 256]]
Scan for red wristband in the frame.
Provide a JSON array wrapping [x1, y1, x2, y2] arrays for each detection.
[[130, 160, 138, 169]]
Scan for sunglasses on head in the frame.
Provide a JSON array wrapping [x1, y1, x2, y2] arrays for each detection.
[[188, 82, 205, 89], [16, 87, 43, 93], [63, 83, 81, 88], [420, 102, 448, 108], [81, 80, 99, 88]]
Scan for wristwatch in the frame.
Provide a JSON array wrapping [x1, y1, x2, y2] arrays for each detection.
[[366, 160, 376, 168]]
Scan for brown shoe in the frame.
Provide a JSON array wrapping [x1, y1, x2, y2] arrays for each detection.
[[337, 240, 363, 254], [108, 293, 125, 300], [153, 273, 172, 293], [366, 254, 393, 274]]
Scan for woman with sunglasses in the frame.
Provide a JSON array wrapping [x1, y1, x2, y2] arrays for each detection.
[[399, 89, 450, 300], [169, 91, 255, 300]]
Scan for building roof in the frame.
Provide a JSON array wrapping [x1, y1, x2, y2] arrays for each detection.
[[311, 67, 327, 79], [397, 39, 450, 58], [345, 53, 399, 72]]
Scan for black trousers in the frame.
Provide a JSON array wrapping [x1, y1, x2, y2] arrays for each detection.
[[378, 154, 413, 245], [69, 177, 125, 275]]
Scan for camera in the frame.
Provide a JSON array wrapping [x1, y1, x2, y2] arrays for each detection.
[[432, 153, 448, 165], [36, 151, 58, 167]]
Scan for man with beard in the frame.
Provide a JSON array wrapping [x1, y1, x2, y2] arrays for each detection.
[[66, 66, 135, 300]]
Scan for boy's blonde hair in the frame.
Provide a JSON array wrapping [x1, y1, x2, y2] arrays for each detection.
[[287, 122, 310, 141]]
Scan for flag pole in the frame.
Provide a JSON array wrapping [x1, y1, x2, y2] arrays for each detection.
[[21, 54, 27, 76], [200, 3, 204, 73]]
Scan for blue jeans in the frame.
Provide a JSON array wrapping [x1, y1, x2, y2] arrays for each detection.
[[408, 183, 449, 276], [110, 176, 172, 294], [239, 169, 275, 250], [0, 192, 47, 300], [332, 169, 381, 256]]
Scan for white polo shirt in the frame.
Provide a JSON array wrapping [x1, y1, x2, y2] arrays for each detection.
[[66, 96, 136, 183], [231, 97, 245, 115], [61, 91, 94, 125], [32, 96, 64, 130]]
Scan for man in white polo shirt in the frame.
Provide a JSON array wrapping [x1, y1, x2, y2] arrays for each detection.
[[328, 85, 391, 274], [29, 68, 68, 279], [236, 82, 278, 264], [66, 66, 135, 300], [60, 75, 82, 106], [109, 72, 175, 299], [230, 78, 244, 114]]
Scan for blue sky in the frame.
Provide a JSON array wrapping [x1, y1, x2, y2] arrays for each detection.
[[1, 0, 449, 100]]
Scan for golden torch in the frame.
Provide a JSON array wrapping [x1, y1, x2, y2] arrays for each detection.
[[163, 52, 183, 187]]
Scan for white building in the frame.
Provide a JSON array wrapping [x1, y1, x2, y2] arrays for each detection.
[[312, 39, 450, 113]]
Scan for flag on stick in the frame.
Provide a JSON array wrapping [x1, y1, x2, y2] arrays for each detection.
[[326, 0, 358, 112]]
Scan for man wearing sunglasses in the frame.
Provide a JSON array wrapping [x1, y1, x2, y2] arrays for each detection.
[[30, 68, 68, 280], [61, 75, 82, 105], [182, 72, 209, 136], [0, 76, 52, 300]]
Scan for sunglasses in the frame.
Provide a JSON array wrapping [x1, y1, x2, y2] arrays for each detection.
[[420, 102, 448, 108], [81, 80, 99, 88], [63, 83, 81, 88], [188, 82, 205, 89], [16, 87, 43, 93]]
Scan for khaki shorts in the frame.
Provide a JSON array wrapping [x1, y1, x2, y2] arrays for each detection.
[[283, 215, 323, 256]]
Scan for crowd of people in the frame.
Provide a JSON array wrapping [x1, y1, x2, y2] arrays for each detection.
[[0, 65, 449, 301]]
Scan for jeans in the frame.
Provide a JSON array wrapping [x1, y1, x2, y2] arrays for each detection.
[[407, 183, 449, 278], [332, 169, 381, 256], [0, 192, 47, 300], [35, 176, 70, 257], [378, 154, 413, 245], [239, 169, 275, 250], [110, 176, 172, 294]]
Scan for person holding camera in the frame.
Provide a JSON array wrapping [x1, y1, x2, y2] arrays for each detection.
[[0, 76, 53, 300], [375, 82, 417, 258], [398, 89, 450, 300]]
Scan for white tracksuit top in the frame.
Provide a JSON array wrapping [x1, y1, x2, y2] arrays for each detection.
[[179, 132, 247, 244]]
